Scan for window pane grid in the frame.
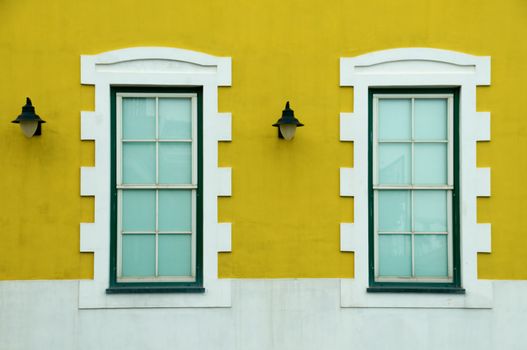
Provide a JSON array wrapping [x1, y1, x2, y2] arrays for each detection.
[[376, 189, 450, 277], [117, 93, 196, 282], [374, 95, 452, 282], [118, 188, 195, 278]]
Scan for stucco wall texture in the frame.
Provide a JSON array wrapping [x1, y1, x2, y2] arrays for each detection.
[[0, 0, 526, 279]]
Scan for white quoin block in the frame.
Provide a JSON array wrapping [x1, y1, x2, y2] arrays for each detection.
[[80, 223, 97, 253], [80, 167, 97, 196], [217, 223, 232, 253], [217, 167, 232, 197], [216, 113, 232, 141]]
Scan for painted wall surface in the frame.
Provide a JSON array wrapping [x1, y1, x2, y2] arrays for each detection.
[[1, 279, 527, 350], [1, 0, 527, 279]]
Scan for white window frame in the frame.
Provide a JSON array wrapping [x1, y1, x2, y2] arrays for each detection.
[[372, 93, 454, 283], [79, 47, 233, 308], [116, 92, 198, 283], [339, 48, 492, 308]]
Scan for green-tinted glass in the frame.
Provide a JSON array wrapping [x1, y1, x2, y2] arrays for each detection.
[[158, 234, 192, 276], [122, 97, 156, 140], [414, 190, 447, 232], [158, 190, 192, 232], [414, 234, 448, 277], [122, 143, 156, 184], [415, 99, 447, 141], [414, 143, 447, 185], [378, 190, 411, 232], [378, 234, 412, 277], [378, 143, 411, 185], [122, 234, 156, 277], [159, 98, 192, 140], [122, 190, 156, 232], [159, 143, 192, 184], [378, 99, 411, 141]]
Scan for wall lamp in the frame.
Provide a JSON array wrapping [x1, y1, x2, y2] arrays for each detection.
[[12, 98, 45, 137], [272, 101, 304, 140]]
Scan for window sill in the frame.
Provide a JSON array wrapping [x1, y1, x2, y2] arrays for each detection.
[[367, 286, 465, 294], [106, 286, 205, 294]]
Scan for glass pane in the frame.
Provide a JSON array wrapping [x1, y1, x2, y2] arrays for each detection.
[[159, 143, 192, 184], [158, 234, 192, 276], [415, 99, 447, 141], [414, 190, 447, 232], [414, 235, 448, 277], [414, 143, 447, 185], [378, 99, 411, 140], [158, 190, 192, 231], [122, 98, 156, 139], [122, 234, 155, 277], [378, 234, 412, 277], [122, 143, 156, 184], [378, 190, 411, 232], [379, 144, 411, 185], [159, 98, 192, 140], [122, 190, 156, 231]]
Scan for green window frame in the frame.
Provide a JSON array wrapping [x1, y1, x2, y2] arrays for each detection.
[[368, 88, 463, 293], [108, 86, 204, 294]]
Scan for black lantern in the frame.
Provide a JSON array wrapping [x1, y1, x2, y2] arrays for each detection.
[[272, 101, 304, 140], [12, 97, 46, 137]]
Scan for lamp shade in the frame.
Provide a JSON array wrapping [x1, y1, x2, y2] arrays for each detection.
[[272, 101, 304, 140], [12, 98, 46, 137]]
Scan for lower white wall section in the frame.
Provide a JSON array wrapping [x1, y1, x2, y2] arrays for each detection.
[[1, 279, 526, 350]]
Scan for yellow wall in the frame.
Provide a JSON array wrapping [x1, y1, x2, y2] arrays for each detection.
[[1, 0, 526, 279]]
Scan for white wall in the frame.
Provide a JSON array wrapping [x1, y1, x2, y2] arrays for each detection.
[[1, 279, 526, 350]]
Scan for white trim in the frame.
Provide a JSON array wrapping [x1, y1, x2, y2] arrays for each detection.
[[79, 47, 232, 308], [339, 48, 492, 308]]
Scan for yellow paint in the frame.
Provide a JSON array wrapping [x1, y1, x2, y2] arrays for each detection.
[[1, 0, 527, 280]]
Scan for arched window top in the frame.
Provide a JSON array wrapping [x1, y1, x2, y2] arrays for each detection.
[[341, 48, 490, 86]]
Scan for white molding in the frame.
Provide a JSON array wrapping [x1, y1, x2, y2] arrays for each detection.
[[217, 167, 232, 197], [80, 112, 97, 140], [339, 113, 356, 141], [216, 113, 232, 142], [79, 47, 232, 308], [476, 168, 491, 197], [80, 223, 97, 253], [339, 48, 492, 308], [217, 223, 232, 253], [476, 112, 491, 141], [340, 223, 354, 252], [339, 168, 354, 197], [80, 167, 96, 196]]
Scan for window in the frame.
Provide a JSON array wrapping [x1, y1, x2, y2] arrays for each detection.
[[80, 47, 231, 308], [339, 48, 491, 308], [108, 87, 203, 293], [368, 89, 461, 292]]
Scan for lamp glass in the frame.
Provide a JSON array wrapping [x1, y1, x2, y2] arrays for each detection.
[[20, 120, 38, 138], [279, 124, 296, 141]]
